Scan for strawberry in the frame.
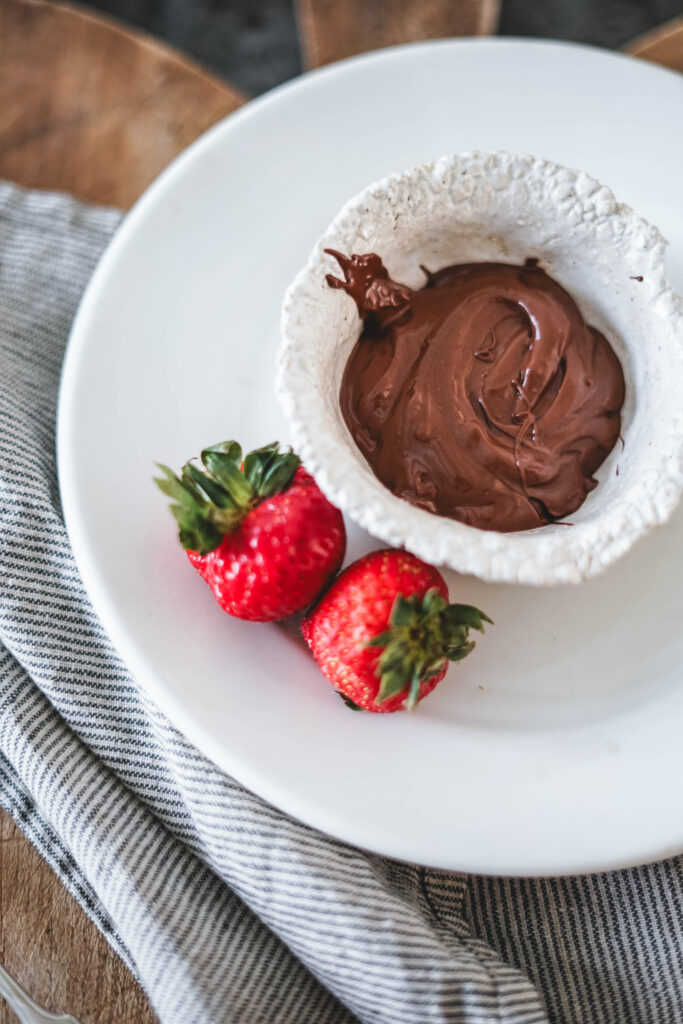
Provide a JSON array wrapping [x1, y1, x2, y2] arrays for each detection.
[[302, 549, 491, 712], [155, 441, 346, 622]]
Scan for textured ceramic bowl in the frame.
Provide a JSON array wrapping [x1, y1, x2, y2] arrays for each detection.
[[277, 152, 683, 584]]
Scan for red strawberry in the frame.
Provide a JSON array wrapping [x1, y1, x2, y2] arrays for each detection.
[[156, 441, 345, 621], [302, 549, 491, 712]]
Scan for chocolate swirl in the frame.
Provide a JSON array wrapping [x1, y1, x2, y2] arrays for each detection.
[[329, 252, 625, 533]]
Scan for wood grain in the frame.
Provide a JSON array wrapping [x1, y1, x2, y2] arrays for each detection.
[[624, 15, 683, 71], [0, 0, 245, 208], [295, 0, 500, 69], [0, 810, 157, 1024]]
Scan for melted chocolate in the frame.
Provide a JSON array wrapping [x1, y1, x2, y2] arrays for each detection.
[[329, 251, 625, 532]]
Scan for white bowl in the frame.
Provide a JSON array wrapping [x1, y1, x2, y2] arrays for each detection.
[[277, 152, 683, 585]]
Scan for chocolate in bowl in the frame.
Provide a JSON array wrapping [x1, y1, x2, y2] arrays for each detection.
[[277, 153, 683, 585], [329, 252, 626, 534]]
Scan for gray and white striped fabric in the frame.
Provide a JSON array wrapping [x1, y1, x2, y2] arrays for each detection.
[[0, 182, 681, 1024]]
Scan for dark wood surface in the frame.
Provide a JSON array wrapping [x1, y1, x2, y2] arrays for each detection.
[[77, 0, 683, 94], [0, 1, 681, 1021], [0, 812, 158, 1024], [625, 15, 683, 70], [0, 0, 245, 207], [295, 0, 500, 68]]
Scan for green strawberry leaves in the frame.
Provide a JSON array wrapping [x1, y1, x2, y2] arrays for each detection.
[[204, 440, 243, 463], [154, 464, 226, 553], [155, 441, 300, 555], [201, 445, 252, 505], [243, 443, 301, 500], [368, 589, 492, 710]]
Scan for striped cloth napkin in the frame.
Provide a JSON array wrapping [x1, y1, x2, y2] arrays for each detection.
[[0, 181, 681, 1024]]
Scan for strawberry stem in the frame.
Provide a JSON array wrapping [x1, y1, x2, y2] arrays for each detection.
[[155, 441, 300, 554], [367, 589, 492, 709]]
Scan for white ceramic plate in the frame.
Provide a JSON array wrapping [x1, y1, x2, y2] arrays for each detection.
[[58, 39, 683, 875]]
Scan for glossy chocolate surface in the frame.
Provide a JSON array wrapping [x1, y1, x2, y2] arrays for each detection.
[[329, 251, 625, 532]]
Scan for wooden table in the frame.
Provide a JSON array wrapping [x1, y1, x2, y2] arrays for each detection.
[[0, 2, 680, 1020]]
